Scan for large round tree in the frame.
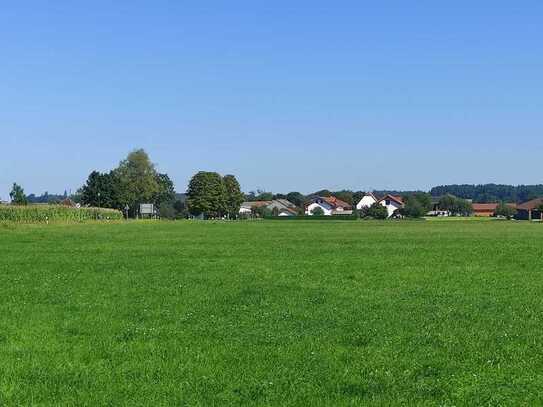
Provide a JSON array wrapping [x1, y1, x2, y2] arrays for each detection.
[[187, 171, 226, 219]]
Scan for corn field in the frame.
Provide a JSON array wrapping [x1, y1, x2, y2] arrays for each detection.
[[0, 205, 123, 223]]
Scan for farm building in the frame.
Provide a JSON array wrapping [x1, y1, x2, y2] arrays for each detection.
[[471, 203, 517, 217], [378, 194, 404, 218], [305, 196, 352, 216], [472, 203, 499, 217], [516, 198, 543, 221]]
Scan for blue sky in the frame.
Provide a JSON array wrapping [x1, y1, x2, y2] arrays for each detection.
[[1, 1, 542, 199]]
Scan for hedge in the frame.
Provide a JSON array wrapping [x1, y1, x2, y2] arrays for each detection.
[[264, 214, 359, 221], [0, 205, 123, 223]]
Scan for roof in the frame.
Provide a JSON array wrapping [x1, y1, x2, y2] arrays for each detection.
[[360, 192, 378, 201], [275, 199, 296, 208], [322, 196, 351, 209], [241, 201, 271, 209], [279, 207, 297, 215], [472, 203, 517, 212], [472, 203, 498, 211], [378, 194, 404, 206], [306, 196, 351, 210], [517, 198, 543, 211]]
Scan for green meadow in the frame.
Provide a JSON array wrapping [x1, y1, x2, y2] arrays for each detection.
[[1, 220, 543, 405]]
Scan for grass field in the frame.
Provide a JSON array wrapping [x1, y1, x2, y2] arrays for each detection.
[[1, 220, 543, 405]]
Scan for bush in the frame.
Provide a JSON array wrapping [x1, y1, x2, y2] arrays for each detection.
[[400, 196, 427, 218], [360, 202, 389, 219], [0, 205, 123, 223], [311, 207, 325, 216]]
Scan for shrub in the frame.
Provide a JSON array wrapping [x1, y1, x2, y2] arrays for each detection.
[[360, 202, 388, 219], [311, 207, 325, 216]]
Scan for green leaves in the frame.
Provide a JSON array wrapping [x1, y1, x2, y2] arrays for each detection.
[[187, 171, 227, 218]]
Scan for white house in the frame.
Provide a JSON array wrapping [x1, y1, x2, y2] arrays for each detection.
[[305, 196, 351, 216], [378, 194, 404, 218], [356, 192, 378, 210]]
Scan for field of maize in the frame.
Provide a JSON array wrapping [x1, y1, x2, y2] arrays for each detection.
[[0, 205, 123, 223]]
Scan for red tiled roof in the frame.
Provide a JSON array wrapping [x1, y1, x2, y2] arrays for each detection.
[[322, 196, 351, 209], [472, 203, 498, 211], [378, 194, 403, 205], [517, 198, 543, 211], [472, 203, 517, 212]]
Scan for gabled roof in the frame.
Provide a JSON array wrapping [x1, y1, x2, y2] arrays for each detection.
[[517, 198, 543, 211], [307, 196, 351, 210], [275, 199, 296, 208], [378, 194, 403, 206], [322, 196, 351, 209], [360, 192, 378, 201]]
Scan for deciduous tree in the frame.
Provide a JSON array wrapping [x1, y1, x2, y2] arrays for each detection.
[[187, 171, 226, 218], [223, 175, 244, 219], [10, 183, 27, 205]]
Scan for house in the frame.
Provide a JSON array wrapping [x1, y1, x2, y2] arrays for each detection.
[[239, 199, 297, 217], [516, 198, 543, 220], [378, 194, 404, 218], [305, 196, 352, 216], [356, 192, 378, 210]]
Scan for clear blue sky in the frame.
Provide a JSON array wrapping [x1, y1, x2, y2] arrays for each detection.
[[1, 1, 542, 199]]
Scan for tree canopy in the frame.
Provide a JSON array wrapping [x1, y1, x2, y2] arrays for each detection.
[[495, 202, 517, 219], [361, 202, 388, 219], [223, 175, 244, 219], [10, 183, 28, 205], [116, 149, 160, 211], [187, 171, 226, 218]]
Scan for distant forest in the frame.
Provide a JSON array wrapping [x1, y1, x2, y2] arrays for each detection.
[[430, 184, 543, 203], [27, 191, 69, 204]]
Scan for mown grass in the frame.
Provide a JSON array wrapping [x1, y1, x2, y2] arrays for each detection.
[[1, 220, 543, 405]]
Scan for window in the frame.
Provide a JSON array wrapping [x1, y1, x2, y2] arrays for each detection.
[[385, 200, 390, 205]]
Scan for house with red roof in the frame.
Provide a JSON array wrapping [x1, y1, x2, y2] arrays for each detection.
[[378, 194, 404, 218], [305, 196, 352, 216]]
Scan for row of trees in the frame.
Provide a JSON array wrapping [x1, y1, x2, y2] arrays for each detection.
[[430, 184, 543, 203]]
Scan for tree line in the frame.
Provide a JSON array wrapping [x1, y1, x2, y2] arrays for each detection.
[[430, 184, 543, 203]]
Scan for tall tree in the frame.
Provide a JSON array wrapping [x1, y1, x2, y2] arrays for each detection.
[[400, 196, 426, 218], [223, 175, 244, 219], [10, 183, 28, 205], [187, 171, 226, 218], [115, 149, 159, 213], [80, 171, 121, 208], [154, 173, 176, 208]]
